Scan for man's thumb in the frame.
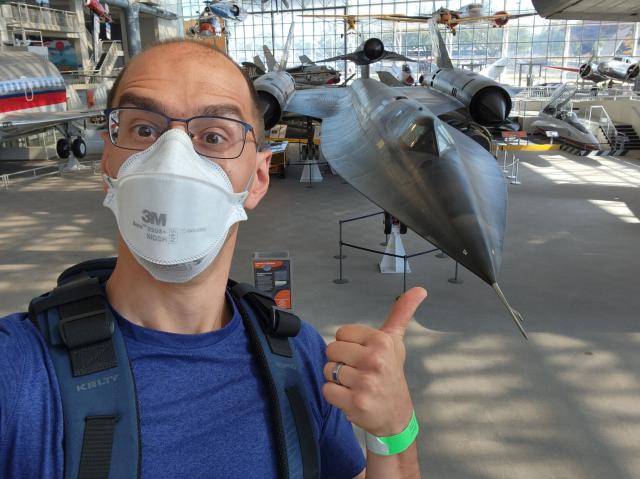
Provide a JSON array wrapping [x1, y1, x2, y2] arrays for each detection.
[[380, 287, 427, 338]]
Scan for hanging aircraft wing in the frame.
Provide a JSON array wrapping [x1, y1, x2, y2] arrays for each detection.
[[315, 53, 361, 64], [0, 110, 104, 140], [532, 0, 640, 21], [380, 52, 417, 62]]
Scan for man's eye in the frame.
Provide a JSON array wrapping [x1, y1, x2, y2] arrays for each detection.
[[204, 132, 226, 144], [134, 125, 157, 138]]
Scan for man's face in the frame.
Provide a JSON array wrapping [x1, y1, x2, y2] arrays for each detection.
[[102, 44, 268, 198]]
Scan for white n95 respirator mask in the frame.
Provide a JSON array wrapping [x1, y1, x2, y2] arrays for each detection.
[[103, 128, 250, 283]]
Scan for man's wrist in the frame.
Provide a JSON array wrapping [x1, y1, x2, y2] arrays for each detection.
[[364, 410, 419, 456]]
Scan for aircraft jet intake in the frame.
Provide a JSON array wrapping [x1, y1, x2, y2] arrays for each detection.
[[254, 72, 296, 129]]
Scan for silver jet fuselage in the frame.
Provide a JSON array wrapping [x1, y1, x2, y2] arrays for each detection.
[[315, 79, 508, 284]]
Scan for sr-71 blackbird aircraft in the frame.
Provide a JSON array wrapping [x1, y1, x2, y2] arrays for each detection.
[[254, 29, 526, 338]]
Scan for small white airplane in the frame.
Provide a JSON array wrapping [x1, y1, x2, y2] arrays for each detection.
[[0, 49, 104, 160]]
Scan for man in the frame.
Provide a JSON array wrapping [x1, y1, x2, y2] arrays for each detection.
[[0, 40, 425, 478]]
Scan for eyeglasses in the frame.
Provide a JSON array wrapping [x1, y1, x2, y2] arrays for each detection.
[[104, 107, 257, 159]]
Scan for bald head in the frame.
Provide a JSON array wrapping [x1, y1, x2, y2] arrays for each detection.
[[107, 39, 265, 143]]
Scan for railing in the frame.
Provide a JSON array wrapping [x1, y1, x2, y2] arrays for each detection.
[[1, 159, 100, 190], [2, 2, 79, 33], [588, 105, 625, 150], [514, 85, 640, 102]]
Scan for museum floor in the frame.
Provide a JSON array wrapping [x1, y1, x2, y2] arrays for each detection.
[[1, 149, 639, 478]]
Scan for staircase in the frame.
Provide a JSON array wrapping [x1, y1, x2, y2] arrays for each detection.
[[1, 2, 80, 37], [613, 124, 640, 154]]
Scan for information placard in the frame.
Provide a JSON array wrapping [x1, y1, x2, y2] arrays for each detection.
[[252, 252, 292, 309]]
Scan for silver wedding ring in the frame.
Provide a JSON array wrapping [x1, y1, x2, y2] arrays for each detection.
[[331, 362, 345, 386]]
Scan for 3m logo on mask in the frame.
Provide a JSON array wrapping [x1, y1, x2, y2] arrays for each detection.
[[142, 209, 167, 226]]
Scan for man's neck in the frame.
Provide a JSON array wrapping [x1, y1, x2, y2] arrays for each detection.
[[105, 236, 236, 334]]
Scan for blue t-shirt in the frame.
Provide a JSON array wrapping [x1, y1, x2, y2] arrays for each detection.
[[0, 295, 365, 478]]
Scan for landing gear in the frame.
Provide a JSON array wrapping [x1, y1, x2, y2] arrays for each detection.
[[384, 212, 407, 235], [71, 138, 87, 158], [56, 138, 71, 159]]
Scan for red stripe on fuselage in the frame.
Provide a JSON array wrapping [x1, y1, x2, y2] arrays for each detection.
[[0, 90, 67, 113]]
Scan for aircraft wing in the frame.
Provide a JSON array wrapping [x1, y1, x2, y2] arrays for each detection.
[[285, 88, 350, 120], [381, 52, 417, 63], [316, 53, 360, 64], [545, 65, 580, 73], [376, 71, 403, 87], [0, 110, 104, 139], [388, 87, 465, 117], [368, 14, 432, 23]]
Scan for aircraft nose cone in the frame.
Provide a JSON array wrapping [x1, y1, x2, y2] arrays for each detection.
[[363, 38, 384, 62], [393, 141, 507, 286], [470, 87, 510, 125]]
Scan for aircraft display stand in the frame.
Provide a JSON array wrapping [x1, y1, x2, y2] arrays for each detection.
[[332, 211, 443, 293], [379, 224, 411, 274], [298, 143, 323, 185]]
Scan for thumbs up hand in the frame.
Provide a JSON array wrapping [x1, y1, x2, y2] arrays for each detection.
[[322, 287, 427, 436]]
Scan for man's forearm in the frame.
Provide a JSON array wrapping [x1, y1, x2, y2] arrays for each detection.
[[363, 442, 421, 479]]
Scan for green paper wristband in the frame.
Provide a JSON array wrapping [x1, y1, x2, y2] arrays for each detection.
[[364, 410, 419, 456]]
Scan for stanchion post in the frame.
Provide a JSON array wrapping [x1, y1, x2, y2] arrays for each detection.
[[403, 256, 408, 292], [448, 261, 463, 284], [510, 157, 521, 185]]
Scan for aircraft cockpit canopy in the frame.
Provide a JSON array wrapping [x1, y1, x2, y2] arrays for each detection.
[[400, 116, 454, 156]]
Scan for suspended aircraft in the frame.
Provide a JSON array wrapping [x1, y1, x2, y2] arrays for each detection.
[[546, 56, 640, 84], [302, 3, 536, 36], [189, 0, 247, 30], [0, 50, 103, 160], [253, 29, 527, 338], [85, 0, 112, 23]]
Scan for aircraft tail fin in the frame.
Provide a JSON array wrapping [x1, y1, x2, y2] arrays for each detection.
[[492, 283, 528, 340], [253, 55, 267, 73], [263, 46, 277, 72], [428, 19, 453, 69], [278, 22, 294, 71], [299, 54, 316, 65], [480, 57, 509, 80]]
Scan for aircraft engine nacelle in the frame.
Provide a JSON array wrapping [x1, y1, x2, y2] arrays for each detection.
[[254, 72, 296, 130], [361, 38, 385, 63], [493, 11, 509, 27], [428, 69, 512, 126], [597, 61, 640, 81], [579, 63, 608, 83]]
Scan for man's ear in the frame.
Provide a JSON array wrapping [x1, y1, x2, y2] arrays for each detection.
[[244, 149, 271, 210], [100, 131, 113, 192]]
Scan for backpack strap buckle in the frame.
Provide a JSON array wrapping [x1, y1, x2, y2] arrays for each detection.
[[270, 306, 301, 338], [58, 306, 114, 349]]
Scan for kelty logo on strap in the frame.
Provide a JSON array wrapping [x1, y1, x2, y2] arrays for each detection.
[[76, 374, 119, 392]]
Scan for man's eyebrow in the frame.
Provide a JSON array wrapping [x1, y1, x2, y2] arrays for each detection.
[[116, 93, 167, 114], [199, 104, 246, 121]]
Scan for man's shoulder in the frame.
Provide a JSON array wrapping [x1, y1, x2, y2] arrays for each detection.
[[0, 312, 50, 377]]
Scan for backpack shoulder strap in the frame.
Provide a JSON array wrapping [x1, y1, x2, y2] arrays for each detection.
[[230, 281, 321, 479], [27, 260, 140, 479]]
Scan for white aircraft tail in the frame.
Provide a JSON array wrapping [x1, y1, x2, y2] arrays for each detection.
[[263, 46, 277, 72], [428, 19, 453, 69], [299, 54, 315, 65], [279, 22, 294, 71], [480, 57, 509, 80], [253, 55, 267, 73]]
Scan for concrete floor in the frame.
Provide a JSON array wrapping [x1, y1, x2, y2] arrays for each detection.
[[1, 149, 639, 478]]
